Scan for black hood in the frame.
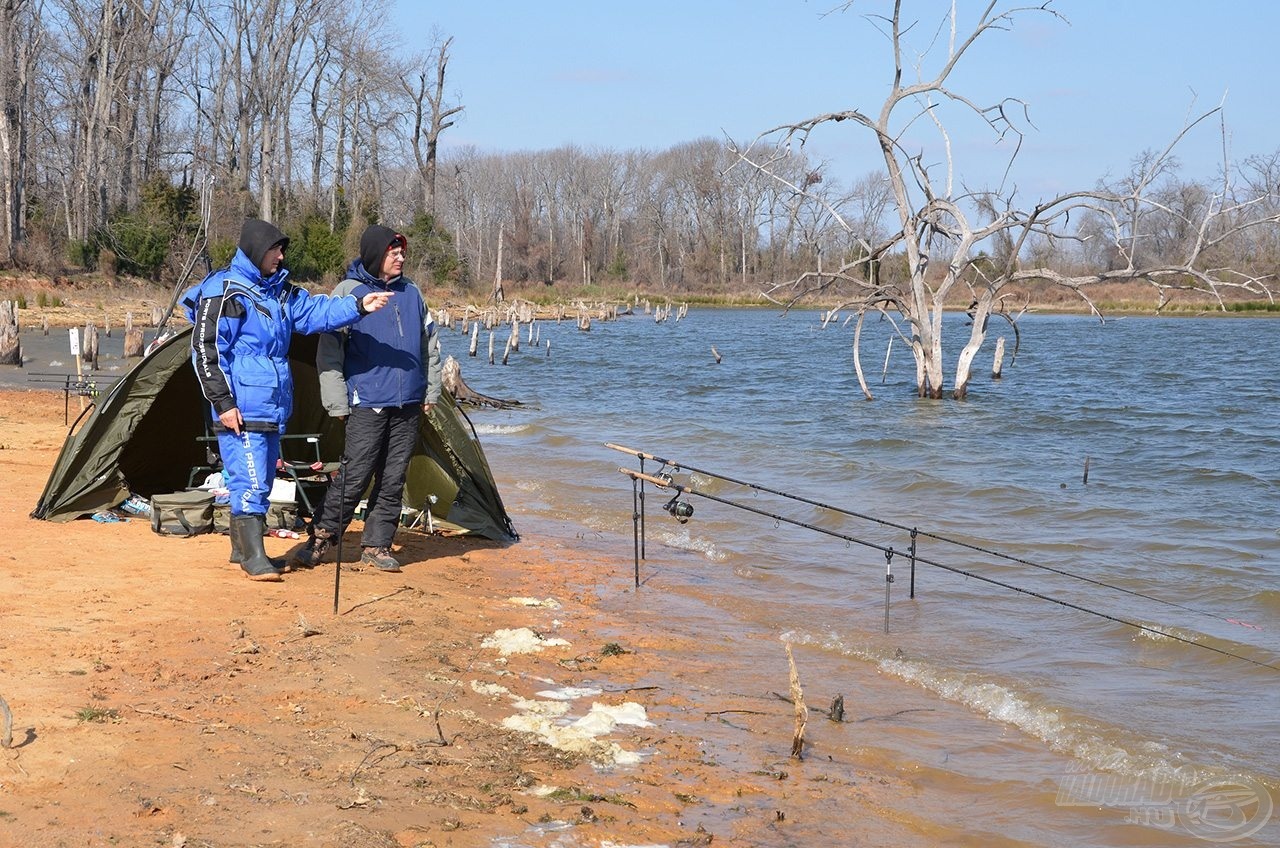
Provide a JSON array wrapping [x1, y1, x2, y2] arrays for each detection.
[[359, 224, 406, 279], [238, 218, 289, 272]]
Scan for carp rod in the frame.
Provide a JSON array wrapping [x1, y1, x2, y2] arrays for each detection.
[[606, 443, 1259, 632], [616, 467, 1279, 673]]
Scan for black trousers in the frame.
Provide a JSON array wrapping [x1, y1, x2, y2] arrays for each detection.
[[313, 404, 419, 548]]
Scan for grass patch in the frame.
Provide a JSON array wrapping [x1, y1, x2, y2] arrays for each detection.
[[74, 706, 119, 724], [545, 786, 636, 808], [599, 642, 629, 657]]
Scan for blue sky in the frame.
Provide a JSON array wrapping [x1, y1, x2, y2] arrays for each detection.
[[396, 1, 1278, 199]]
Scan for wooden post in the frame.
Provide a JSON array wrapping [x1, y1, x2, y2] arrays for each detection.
[[711, 345, 721, 364], [992, 336, 1006, 379], [488, 331, 495, 365], [0, 301, 20, 365], [468, 323, 479, 357], [41, 314, 48, 336], [545, 339, 551, 359], [501, 334, 512, 365], [880, 337, 893, 384], [509, 320, 519, 352], [69, 327, 84, 412]]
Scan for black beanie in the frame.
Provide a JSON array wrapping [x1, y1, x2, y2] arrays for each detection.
[[238, 218, 289, 271], [359, 224, 407, 278]]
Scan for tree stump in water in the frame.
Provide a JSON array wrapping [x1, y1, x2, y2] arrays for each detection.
[[442, 356, 521, 409], [0, 301, 21, 365], [82, 323, 99, 370], [123, 312, 144, 358], [992, 336, 1006, 379]]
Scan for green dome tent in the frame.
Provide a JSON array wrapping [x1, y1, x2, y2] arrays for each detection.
[[31, 326, 517, 542]]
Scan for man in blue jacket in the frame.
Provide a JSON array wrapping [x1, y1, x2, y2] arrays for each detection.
[[291, 224, 442, 572], [188, 218, 392, 581]]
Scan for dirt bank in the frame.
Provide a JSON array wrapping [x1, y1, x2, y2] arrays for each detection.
[[0, 388, 917, 848]]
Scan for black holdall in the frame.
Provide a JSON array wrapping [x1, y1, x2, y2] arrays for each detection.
[[149, 490, 216, 537]]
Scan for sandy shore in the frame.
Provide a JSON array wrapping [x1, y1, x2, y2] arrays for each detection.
[[0, 388, 921, 848]]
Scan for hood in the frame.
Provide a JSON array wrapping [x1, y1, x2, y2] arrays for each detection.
[[358, 224, 405, 279], [238, 218, 289, 271]]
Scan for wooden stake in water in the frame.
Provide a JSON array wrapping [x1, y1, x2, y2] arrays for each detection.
[[881, 337, 893, 384], [992, 336, 1006, 379], [1083, 456, 1090, 485]]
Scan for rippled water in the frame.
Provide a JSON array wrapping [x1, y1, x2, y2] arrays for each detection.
[[462, 308, 1280, 846], [8, 309, 1279, 844]]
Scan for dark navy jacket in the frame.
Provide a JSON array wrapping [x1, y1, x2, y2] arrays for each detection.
[[317, 260, 441, 415]]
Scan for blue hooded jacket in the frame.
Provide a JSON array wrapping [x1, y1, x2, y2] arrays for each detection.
[[185, 248, 365, 431]]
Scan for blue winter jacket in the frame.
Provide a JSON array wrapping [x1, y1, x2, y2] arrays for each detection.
[[316, 259, 441, 415], [185, 249, 365, 431]]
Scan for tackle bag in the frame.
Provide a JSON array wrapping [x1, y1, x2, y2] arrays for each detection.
[[150, 489, 216, 537]]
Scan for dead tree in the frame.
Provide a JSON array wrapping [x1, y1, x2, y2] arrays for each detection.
[[406, 33, 463, 216], [0, 300, 19, 365], [735, 1, 1279, 400]]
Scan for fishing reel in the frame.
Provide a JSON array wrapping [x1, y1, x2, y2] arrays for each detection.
[[663, 493, 694, 524]]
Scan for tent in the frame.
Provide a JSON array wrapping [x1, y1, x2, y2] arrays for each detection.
[[31, 326, 517, 542]]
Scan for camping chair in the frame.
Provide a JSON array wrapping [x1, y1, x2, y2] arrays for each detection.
[[278, 435, 339, 516], [187, 422, 336, 517]]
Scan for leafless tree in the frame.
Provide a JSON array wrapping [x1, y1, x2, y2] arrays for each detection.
[[0, 0, 41, 261], [406, 32, 462, 217], [735, 1, 1280, 399]]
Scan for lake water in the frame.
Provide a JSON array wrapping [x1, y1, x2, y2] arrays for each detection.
[[7, 308, 1279, 845]]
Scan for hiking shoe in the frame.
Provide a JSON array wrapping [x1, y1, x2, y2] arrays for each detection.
[[361, 546, 401, 572], [291, 528, 333, 569]]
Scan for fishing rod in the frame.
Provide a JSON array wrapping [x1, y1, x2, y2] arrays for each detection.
[[617, 468, 1279, 673], [606, 442, 1259, 631]]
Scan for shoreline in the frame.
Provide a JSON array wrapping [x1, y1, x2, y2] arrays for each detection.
[[0, 387, 920, 847]]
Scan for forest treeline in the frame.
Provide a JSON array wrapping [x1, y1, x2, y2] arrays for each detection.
[[1, 0, 1277, 301]]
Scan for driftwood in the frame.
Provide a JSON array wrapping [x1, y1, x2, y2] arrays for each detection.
[[442, 356, 521, 409], [0, 301, 20, 365], [785, 643, 806, 760]]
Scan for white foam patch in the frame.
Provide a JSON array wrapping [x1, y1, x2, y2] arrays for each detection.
[[508, 697, 570, 717], [472, 423, 530, 435], [481, 627, 571, 655], [501, 714, 642, 766], [470, 681, 510, 697], [507, 596, 562, 609], [535, 686, 603, 701], [659, 527, 729, 562], [501, 701, 652, 767]]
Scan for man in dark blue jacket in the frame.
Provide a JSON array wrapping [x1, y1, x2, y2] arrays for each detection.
[[292, 224, 442, 572], [187, 218, 392, 581]]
